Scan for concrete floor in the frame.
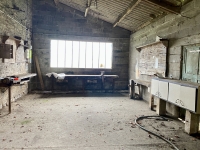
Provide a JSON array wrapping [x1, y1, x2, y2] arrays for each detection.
[[0, 93, 200, 150]]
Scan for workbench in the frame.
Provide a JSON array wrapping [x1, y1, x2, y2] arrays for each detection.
[[46, 72, 119, 92], [0, 73, 36, 113]]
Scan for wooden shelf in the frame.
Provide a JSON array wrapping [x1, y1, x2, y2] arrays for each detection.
[[2, 36, 21, 48], [136, 39, 168, 52], [2, 36, 29, 51], [134, 79, 151, 87]]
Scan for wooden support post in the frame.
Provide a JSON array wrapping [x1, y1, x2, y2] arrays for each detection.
[[138, 84, 142, 99], [149, 94, 154, 110], [129, 80, 135, 99], [101, 75, 105, 91], [185, 110, 199, 135], [51, 75, 54, 94], [170, 104, 179, 118], [156, 98, 166, 115], [8, 86, 11, 113], [112, 79, 115, 93]]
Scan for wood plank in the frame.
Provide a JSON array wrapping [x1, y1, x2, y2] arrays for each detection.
[[34, 55, 44, 90]]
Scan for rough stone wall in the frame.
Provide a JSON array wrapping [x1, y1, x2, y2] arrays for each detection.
[[0, 0, 32, 109], [129, 0, 200, 101], [32, 0, 131, 91]]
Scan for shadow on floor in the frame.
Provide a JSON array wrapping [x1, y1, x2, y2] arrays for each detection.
[[39, 92, 129, 98]]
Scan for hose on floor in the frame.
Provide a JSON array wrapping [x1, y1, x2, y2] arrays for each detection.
[[135, 115, 179, 150]]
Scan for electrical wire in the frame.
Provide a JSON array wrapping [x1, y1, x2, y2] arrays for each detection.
[[135, 115, 179, 150]]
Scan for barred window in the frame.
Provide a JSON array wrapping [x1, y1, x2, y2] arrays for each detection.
[[50, 40, 113, 69]]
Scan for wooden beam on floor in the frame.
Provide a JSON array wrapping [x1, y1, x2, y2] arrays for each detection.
[[143, 0, 180, 14], [113, 0, 141, 27], [34, 55, 44, 91]]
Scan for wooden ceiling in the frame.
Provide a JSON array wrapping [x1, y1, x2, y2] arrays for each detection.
[[56, 0, 192, 32]]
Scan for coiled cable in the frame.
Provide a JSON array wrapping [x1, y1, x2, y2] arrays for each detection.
[[135, 115, 179, 150]]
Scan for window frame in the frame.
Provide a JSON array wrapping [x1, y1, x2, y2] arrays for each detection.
[[50, 39, 113, 69]]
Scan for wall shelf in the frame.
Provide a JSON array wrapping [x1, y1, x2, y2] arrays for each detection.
[[136, 39, 168, 52], [2, 36, 21, 48], [2, 36, 29, 51]]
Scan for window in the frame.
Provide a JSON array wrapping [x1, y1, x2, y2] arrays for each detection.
[[50, 40, 113, 69]]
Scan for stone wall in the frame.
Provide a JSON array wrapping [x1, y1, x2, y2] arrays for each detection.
[[32, 0, 131, 92], [129, 0, 200, 103], [0, 0, 32, 109]]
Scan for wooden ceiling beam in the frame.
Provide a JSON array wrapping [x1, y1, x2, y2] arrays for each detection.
[[143, 0, 180, 14], [85, 0, 92, 17], [113, 0, 142, 27], [54, 0, 59, 6]]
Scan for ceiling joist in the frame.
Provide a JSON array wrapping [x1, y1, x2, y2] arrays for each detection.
[[113, 0, 180, 28], [143, 0, 180, 14], [113, 0, 142, 27]]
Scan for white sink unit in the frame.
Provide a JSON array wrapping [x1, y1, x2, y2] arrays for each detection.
[[151, 78, 200, 114], [151, 79, 159, 97], [179, 86, 197, 112], [151, 79, 168, 101], [168, 83, 180, 106], [158, 80, 168, 100]]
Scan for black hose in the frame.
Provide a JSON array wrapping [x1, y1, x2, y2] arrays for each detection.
[[135, 115, 179, 150]]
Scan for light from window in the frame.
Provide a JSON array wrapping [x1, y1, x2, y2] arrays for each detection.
[[50, 40, 113, 69]]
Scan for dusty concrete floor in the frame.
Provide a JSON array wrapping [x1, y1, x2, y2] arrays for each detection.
[[0, 93, 200, 150]]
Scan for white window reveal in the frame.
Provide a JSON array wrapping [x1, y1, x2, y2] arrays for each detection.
[[50, 40, 113, 69]]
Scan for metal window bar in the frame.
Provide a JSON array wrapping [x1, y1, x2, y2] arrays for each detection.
[[78, 41, 80, 68], [111, 43, 113, 69], [57, 40, 59, 67], [85, 42, 87, 68], [64, 40, 66, 68], [98, 42, 100, 68], [92, 42, 93, 68], [105, 43, 107, 68], [71, 41, 74, 68], [52, 40, 113, 69]]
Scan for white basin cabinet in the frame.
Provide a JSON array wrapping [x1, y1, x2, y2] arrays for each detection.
[[151, 78, 200, 114], [151, 79, 159, 96], [180, 86, 196, 113], [158, 81, 168, 100], [168, 83, 180, 106], [151, 79, 168, 101]]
